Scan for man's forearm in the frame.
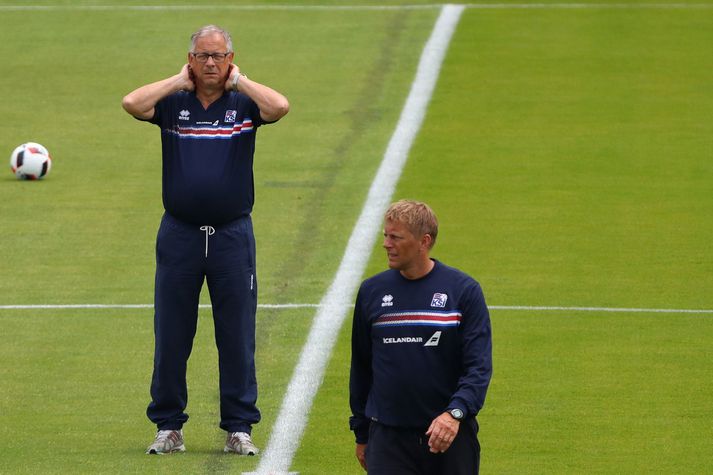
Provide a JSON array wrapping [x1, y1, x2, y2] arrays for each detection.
[[122, 73, 188, 120], [234, 75, 289, 122]]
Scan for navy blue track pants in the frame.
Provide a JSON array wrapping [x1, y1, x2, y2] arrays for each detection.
[[147, 212, 260, 433], [365, 419, 480, 474]]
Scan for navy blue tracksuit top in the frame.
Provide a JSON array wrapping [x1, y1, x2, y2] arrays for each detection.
[[148, 90, 265, 226], [349, 260, 492, 444]]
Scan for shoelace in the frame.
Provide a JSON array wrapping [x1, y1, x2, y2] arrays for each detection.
[[229, 432, 253, 446], [153, 430, 176, 445], [199, 225, 215, 257]]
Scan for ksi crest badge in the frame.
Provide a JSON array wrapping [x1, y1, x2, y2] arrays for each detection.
[[224, 110, 237, 123], [430, 293, 447, 308]]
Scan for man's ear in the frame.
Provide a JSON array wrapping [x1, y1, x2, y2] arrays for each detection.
[[421, 233, 433, 250]]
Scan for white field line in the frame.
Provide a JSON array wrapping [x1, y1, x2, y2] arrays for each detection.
[[488, 305, 713, 314], [252, 5, 466, 475], [1, 303, 712, 314], [1, 3, 711, 11], [0, 303, 318, 310], [0, 4, 439, 10]]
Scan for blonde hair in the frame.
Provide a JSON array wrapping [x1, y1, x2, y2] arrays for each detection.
[[385, 200, 438, 248]]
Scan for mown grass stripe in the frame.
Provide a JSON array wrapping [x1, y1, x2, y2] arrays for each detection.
[[252, 5, 466, 474], [1, 3, 711, 11], [2, 303, 711, 314]]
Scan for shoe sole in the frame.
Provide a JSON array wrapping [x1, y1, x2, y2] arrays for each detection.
[[147, 444, 186, 455], [224, 447, 258, 456]]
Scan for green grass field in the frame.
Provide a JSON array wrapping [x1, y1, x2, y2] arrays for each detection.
[[1, 1, 712, 474]]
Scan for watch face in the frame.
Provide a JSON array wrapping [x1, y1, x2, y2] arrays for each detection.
[[450, 408, 464, 420]]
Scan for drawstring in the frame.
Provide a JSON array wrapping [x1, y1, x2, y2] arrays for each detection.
[[199, 225, 215, 257]]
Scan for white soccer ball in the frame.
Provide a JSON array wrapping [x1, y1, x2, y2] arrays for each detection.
[[9, 142, 52, 180]]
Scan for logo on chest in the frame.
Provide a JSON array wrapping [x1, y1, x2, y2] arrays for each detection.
[[224, 110, 237, 123], [430, 293, 448, 308], [381, 295, 394, 307]]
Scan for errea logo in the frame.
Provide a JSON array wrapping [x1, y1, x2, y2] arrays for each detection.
[[381, 295, 394, 307], [179, 110, 190, 121]]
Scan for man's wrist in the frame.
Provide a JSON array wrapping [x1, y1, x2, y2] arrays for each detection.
[[231, 72, 246, 91], [446, 408, 465, 421]]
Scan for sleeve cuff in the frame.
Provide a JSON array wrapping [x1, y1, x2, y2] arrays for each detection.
[[350, 416, 370, 444]]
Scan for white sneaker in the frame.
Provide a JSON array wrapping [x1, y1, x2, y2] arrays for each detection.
[[224, 431, 259, 455], [146, 429, 185, 454]]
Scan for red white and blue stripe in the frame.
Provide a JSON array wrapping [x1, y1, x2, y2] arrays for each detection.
[[167, 119, 254, 139], [373, 311, 462, 328]]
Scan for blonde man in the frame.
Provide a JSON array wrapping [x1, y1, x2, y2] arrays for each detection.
[[349, 200, 492, 474]]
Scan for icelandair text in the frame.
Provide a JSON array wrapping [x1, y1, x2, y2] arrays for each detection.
[[382, 336, 423, 344]]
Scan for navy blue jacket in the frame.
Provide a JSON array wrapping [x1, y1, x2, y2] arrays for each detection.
[[349, 260, 492, 443]]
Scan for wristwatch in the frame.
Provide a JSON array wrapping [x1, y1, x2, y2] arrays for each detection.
[[447, 408, 464, 420]]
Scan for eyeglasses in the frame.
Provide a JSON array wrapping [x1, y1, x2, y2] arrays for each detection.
[[191, 51, 231, 63]]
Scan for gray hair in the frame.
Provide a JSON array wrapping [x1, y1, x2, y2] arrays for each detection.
[[190, 25, 233, 52]]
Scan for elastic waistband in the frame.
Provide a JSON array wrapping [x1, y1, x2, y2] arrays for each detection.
[[162, 212, 251, 232]]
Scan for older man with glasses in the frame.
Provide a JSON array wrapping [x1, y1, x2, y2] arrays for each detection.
[[122, 24, 289, 456]]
